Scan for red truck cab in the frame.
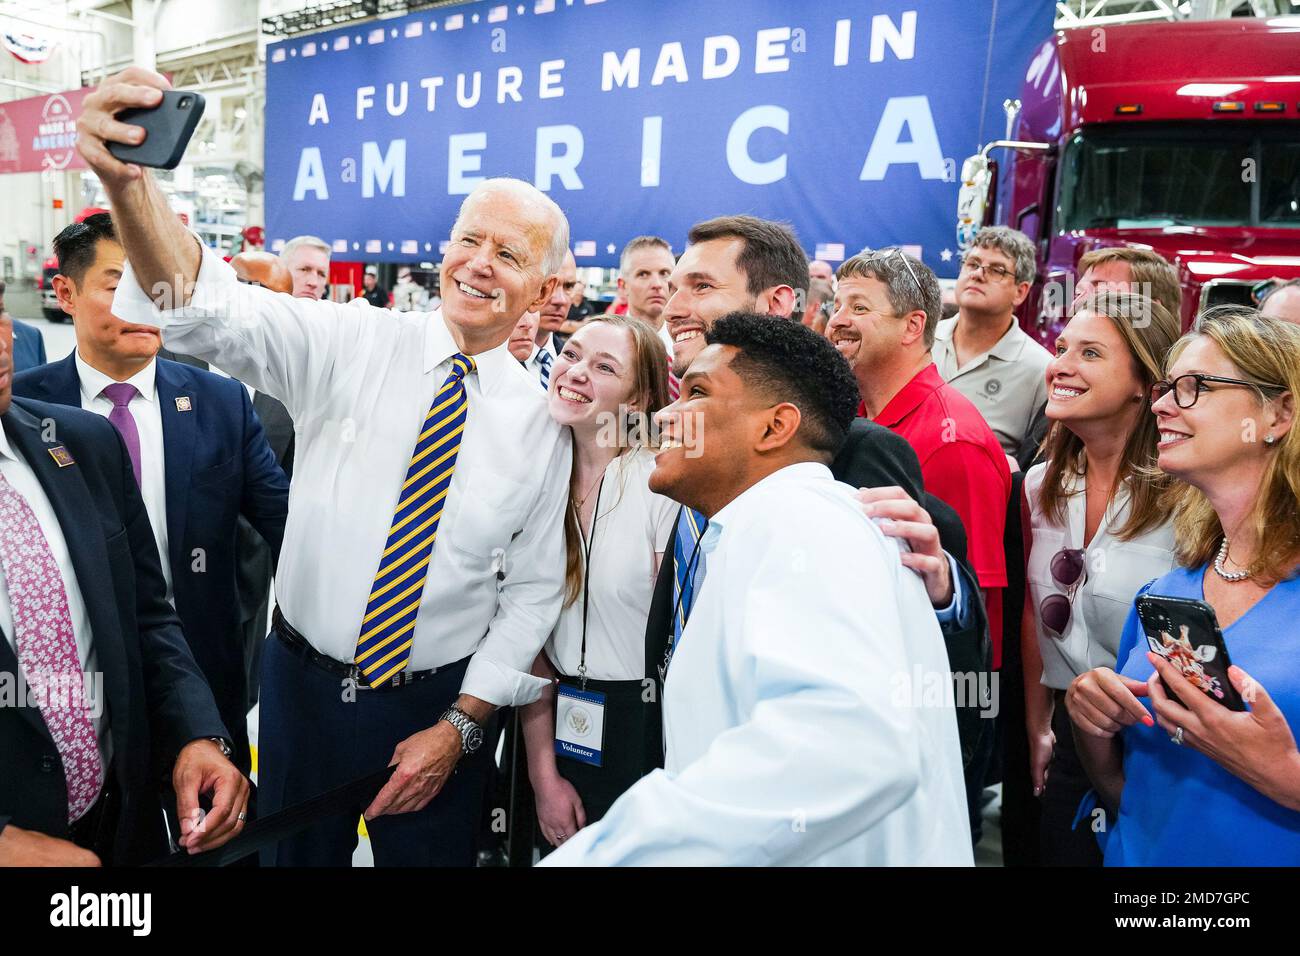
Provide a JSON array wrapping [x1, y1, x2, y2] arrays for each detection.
[[961, 17, 1300, 346]]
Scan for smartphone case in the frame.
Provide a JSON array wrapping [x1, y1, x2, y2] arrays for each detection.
[[107, 90, 206, 170], [1136, 593, 1246, 711]]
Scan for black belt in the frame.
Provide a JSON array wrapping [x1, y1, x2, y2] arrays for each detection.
[[272, 608, 440, 690]]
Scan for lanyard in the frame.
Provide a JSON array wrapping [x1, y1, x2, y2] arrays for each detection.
[[659, 528, 704, 683], [576, 473, 605, 690]]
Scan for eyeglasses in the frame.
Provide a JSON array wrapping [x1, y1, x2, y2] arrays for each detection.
[[960, 256, 1015, 281], [860, 246, 922, 292], [1039, 548, 1087, 638], [1149, 373, 1287, 409]]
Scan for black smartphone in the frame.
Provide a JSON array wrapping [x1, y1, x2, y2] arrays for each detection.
[[1136, 594, 1246, 711], [107, 90, 205, 170]]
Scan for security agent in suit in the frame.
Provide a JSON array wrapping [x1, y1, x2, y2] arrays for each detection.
[[0, 311, 248, 866], [14, 214, 289, 779], [0, 280, 47, 373]]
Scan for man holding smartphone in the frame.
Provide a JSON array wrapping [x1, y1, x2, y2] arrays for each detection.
[[75, 68, 571, 867]]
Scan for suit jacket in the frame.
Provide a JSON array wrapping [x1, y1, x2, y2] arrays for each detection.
[[11, 318, 46, 373], [644, 419, 991, 769], [12, 354, 289, 774], [159, 347, 295, 621], [0, 398, 228, 864]]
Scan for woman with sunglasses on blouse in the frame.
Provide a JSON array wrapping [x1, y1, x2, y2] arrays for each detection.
[[1021, 292, 1181, 865], [518, 314, 677, 853], [1066, 307, 1300, 865]]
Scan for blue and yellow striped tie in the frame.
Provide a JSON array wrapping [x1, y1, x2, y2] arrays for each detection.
[[354, 353, 474, 686]]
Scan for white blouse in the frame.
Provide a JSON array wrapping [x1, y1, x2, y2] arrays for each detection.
[[545, 447, 678, 681], [1025, 462, 1176, 690]]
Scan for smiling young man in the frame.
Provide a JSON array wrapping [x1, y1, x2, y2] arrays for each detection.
[[542, 315, 972, 865], [76, 67, 573, 867]]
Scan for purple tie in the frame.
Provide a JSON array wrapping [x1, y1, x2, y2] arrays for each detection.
[[101, 383, 141, 487], [0, 470, 104, 822]]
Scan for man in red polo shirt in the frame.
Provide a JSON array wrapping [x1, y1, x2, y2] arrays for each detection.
[[828, 249, 1011, 663]]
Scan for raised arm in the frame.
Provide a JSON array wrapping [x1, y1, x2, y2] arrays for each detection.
[[76, 68, 202, 307]]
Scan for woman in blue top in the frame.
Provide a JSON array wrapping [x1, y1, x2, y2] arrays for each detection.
[[1066, 306, 1300, 865]]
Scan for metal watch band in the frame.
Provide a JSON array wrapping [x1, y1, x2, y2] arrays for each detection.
[[441, 706, 479, 753]]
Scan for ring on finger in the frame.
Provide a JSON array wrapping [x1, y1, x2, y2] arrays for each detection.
[[1170, 726, 1184, 746]]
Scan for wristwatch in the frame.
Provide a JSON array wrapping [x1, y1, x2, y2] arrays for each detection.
[[207, 737, 232, 759], [440, 706, 484, 755]]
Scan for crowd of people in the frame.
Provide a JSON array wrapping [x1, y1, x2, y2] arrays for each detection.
[[1, 67, 1298, 867]]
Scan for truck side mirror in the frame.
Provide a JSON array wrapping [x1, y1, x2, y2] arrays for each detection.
[[957, 154, 994, 254]]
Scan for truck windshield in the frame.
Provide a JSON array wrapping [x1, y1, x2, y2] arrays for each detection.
[[1059, 122, 1300, 231]]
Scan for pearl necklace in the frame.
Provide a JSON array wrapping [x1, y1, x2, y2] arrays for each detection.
[[1214, 537, 1251, 583]]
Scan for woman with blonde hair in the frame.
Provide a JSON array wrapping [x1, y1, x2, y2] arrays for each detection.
[[519, 314, 677, 850], [1067, 306, 1300, 865], [1022, 292, 1181, 865]]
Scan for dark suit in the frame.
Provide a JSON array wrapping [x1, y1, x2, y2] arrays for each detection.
[[643, 419, 993, 835], [0, 398, 228, 865], [13, 355, 289, 776], [11, 319, 46, 372], [160, 346, 294, 707]]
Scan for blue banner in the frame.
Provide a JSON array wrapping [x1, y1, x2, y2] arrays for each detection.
[[265, 0, 1054, 276]]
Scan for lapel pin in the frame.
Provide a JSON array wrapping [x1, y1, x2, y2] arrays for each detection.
[[48, 445, 75, 468], [175, 396, 193, 412]]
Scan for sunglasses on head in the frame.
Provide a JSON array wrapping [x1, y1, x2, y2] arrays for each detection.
[[860, 246, 922, 292]]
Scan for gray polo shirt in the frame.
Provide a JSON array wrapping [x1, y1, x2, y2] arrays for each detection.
[[931, 317, 1052, 456]]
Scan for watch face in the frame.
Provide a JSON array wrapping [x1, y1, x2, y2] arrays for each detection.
[[466, 726, 484, 752]]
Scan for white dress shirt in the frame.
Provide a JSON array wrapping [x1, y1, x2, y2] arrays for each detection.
[[543, 463, 973, 865], [0, 425, 111, 768], [545, 448, 677, 681], [113, 244, 571, 707], [74, 353, 172, 602], [1024, 464, 1176, 689]]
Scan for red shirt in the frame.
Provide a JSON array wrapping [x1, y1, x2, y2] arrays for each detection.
[[872, 363, 1011, 665]]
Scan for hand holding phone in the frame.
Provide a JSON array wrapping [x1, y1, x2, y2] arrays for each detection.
[[1136, 594, 1246, 712], [106, 90, 205, 170]]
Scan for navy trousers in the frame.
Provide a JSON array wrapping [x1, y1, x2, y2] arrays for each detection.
[[257, 630, 493, 866]]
